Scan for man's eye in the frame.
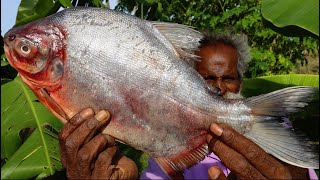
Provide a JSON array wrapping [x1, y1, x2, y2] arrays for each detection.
[[204, 76, 216, 80]]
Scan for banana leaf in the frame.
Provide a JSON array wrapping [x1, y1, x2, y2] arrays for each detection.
[[261, 0, 319, 36], [1, 76, 64, 179], [242, 74, 319, 96]]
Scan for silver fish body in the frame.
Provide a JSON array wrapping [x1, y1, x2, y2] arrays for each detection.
[[55, 7, 250, 156]]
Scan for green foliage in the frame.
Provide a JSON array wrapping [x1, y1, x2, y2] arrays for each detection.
[[70, 0, 107, 8], [1, 77, 64, 179], [261, 0, 319, 36], [118, 143, 149, 175], [1, 55, 8, 67], [59, 0, 73, 8], [0, 35, 6, 66], [247, 47, 295, 77], [15, 0, 62, 27]]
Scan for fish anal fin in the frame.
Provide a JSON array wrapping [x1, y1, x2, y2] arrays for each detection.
[[154, 144, 208, 179]]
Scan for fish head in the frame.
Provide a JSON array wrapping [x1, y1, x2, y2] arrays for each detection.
[[4, 20, 66, 90], [4, 20, 69, 123]]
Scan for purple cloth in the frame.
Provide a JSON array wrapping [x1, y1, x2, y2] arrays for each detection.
[[140, 153, 229, 179], [140, 153, 318, 179]]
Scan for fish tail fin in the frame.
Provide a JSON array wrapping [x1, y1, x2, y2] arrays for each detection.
[[244, 86, 319, 169], [245, 86, 317, 116], [245, 121, 319, 169]]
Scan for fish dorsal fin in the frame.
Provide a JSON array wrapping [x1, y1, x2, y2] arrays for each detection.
[[152, 22, 203, 62], [153, 144, 208, 179]]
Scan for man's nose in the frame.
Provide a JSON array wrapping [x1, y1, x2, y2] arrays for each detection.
[[214, 78, 227, 96]]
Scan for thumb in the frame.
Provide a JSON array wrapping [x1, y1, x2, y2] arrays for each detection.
[[208, 166, 228, 180]]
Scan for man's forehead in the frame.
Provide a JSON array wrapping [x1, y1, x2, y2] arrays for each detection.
[[204, 43, 237, 53]]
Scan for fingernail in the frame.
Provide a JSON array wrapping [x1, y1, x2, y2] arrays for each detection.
[[95, 110, 110, 122], [210, 123, 223, 136], [208, 166, 220, 180], [80, 108, 94, 118]]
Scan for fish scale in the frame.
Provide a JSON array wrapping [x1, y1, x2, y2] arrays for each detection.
[[3, 7, 318, 178]]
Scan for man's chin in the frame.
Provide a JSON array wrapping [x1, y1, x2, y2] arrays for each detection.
[[223, 92, 243, 99]]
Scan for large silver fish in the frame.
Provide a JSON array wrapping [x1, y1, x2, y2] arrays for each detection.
[[3, 7, 318, 177]]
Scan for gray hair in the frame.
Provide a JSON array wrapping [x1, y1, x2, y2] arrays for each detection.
[[199, 30, 251, 79]]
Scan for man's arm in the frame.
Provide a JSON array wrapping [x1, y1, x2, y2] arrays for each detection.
[[58, 108, 138, 179], [206, 123, 309, 180]]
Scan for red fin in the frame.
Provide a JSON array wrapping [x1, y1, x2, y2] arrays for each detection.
[[36, 88, 68, 123], [153, 144, 208, 179]]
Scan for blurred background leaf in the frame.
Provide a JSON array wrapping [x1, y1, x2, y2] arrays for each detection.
[[15, 0, 62, 27], [59, 0, 73, 8], [242, 74, 319, 96], [261, 0, 319, 37]]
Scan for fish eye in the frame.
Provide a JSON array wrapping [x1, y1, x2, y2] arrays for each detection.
[[8, 35, 16, 41], [20, 45, 31, 54]]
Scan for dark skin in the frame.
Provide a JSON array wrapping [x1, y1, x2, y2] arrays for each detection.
[[58, 108, 138, 179], [206, 123, 309, 180], [59, 42, 309, 179], [195, 43, 241, 95]]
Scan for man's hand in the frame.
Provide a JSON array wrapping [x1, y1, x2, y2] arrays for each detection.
[[58, 108, 138, 179], [206, 123, 308, 180]]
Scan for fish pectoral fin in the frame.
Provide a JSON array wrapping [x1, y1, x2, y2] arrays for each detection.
[[152, 22, 203, 62], [37, 88, 68, 124], [245, 120, 319, 169], [153, 144, 208, 179]]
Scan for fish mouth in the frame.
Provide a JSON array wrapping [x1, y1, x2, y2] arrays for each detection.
[[4, 32, 14, 56], [4, 42, 13, 63]]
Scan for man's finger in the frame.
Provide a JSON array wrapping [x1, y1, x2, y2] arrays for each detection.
[[77, 134, 111, 179], [208, 137, 267, 179], [208, 166, 227, 180], [59, 108, 94, 142], [92, 146, 118, 179], [210, 123, 291, 179], [59, 108, 94, 167], [116, 155, 139, 179], [65, 110, 109, 178]]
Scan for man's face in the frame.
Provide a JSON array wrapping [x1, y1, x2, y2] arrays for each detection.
[[195, 43, 241, 97]]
